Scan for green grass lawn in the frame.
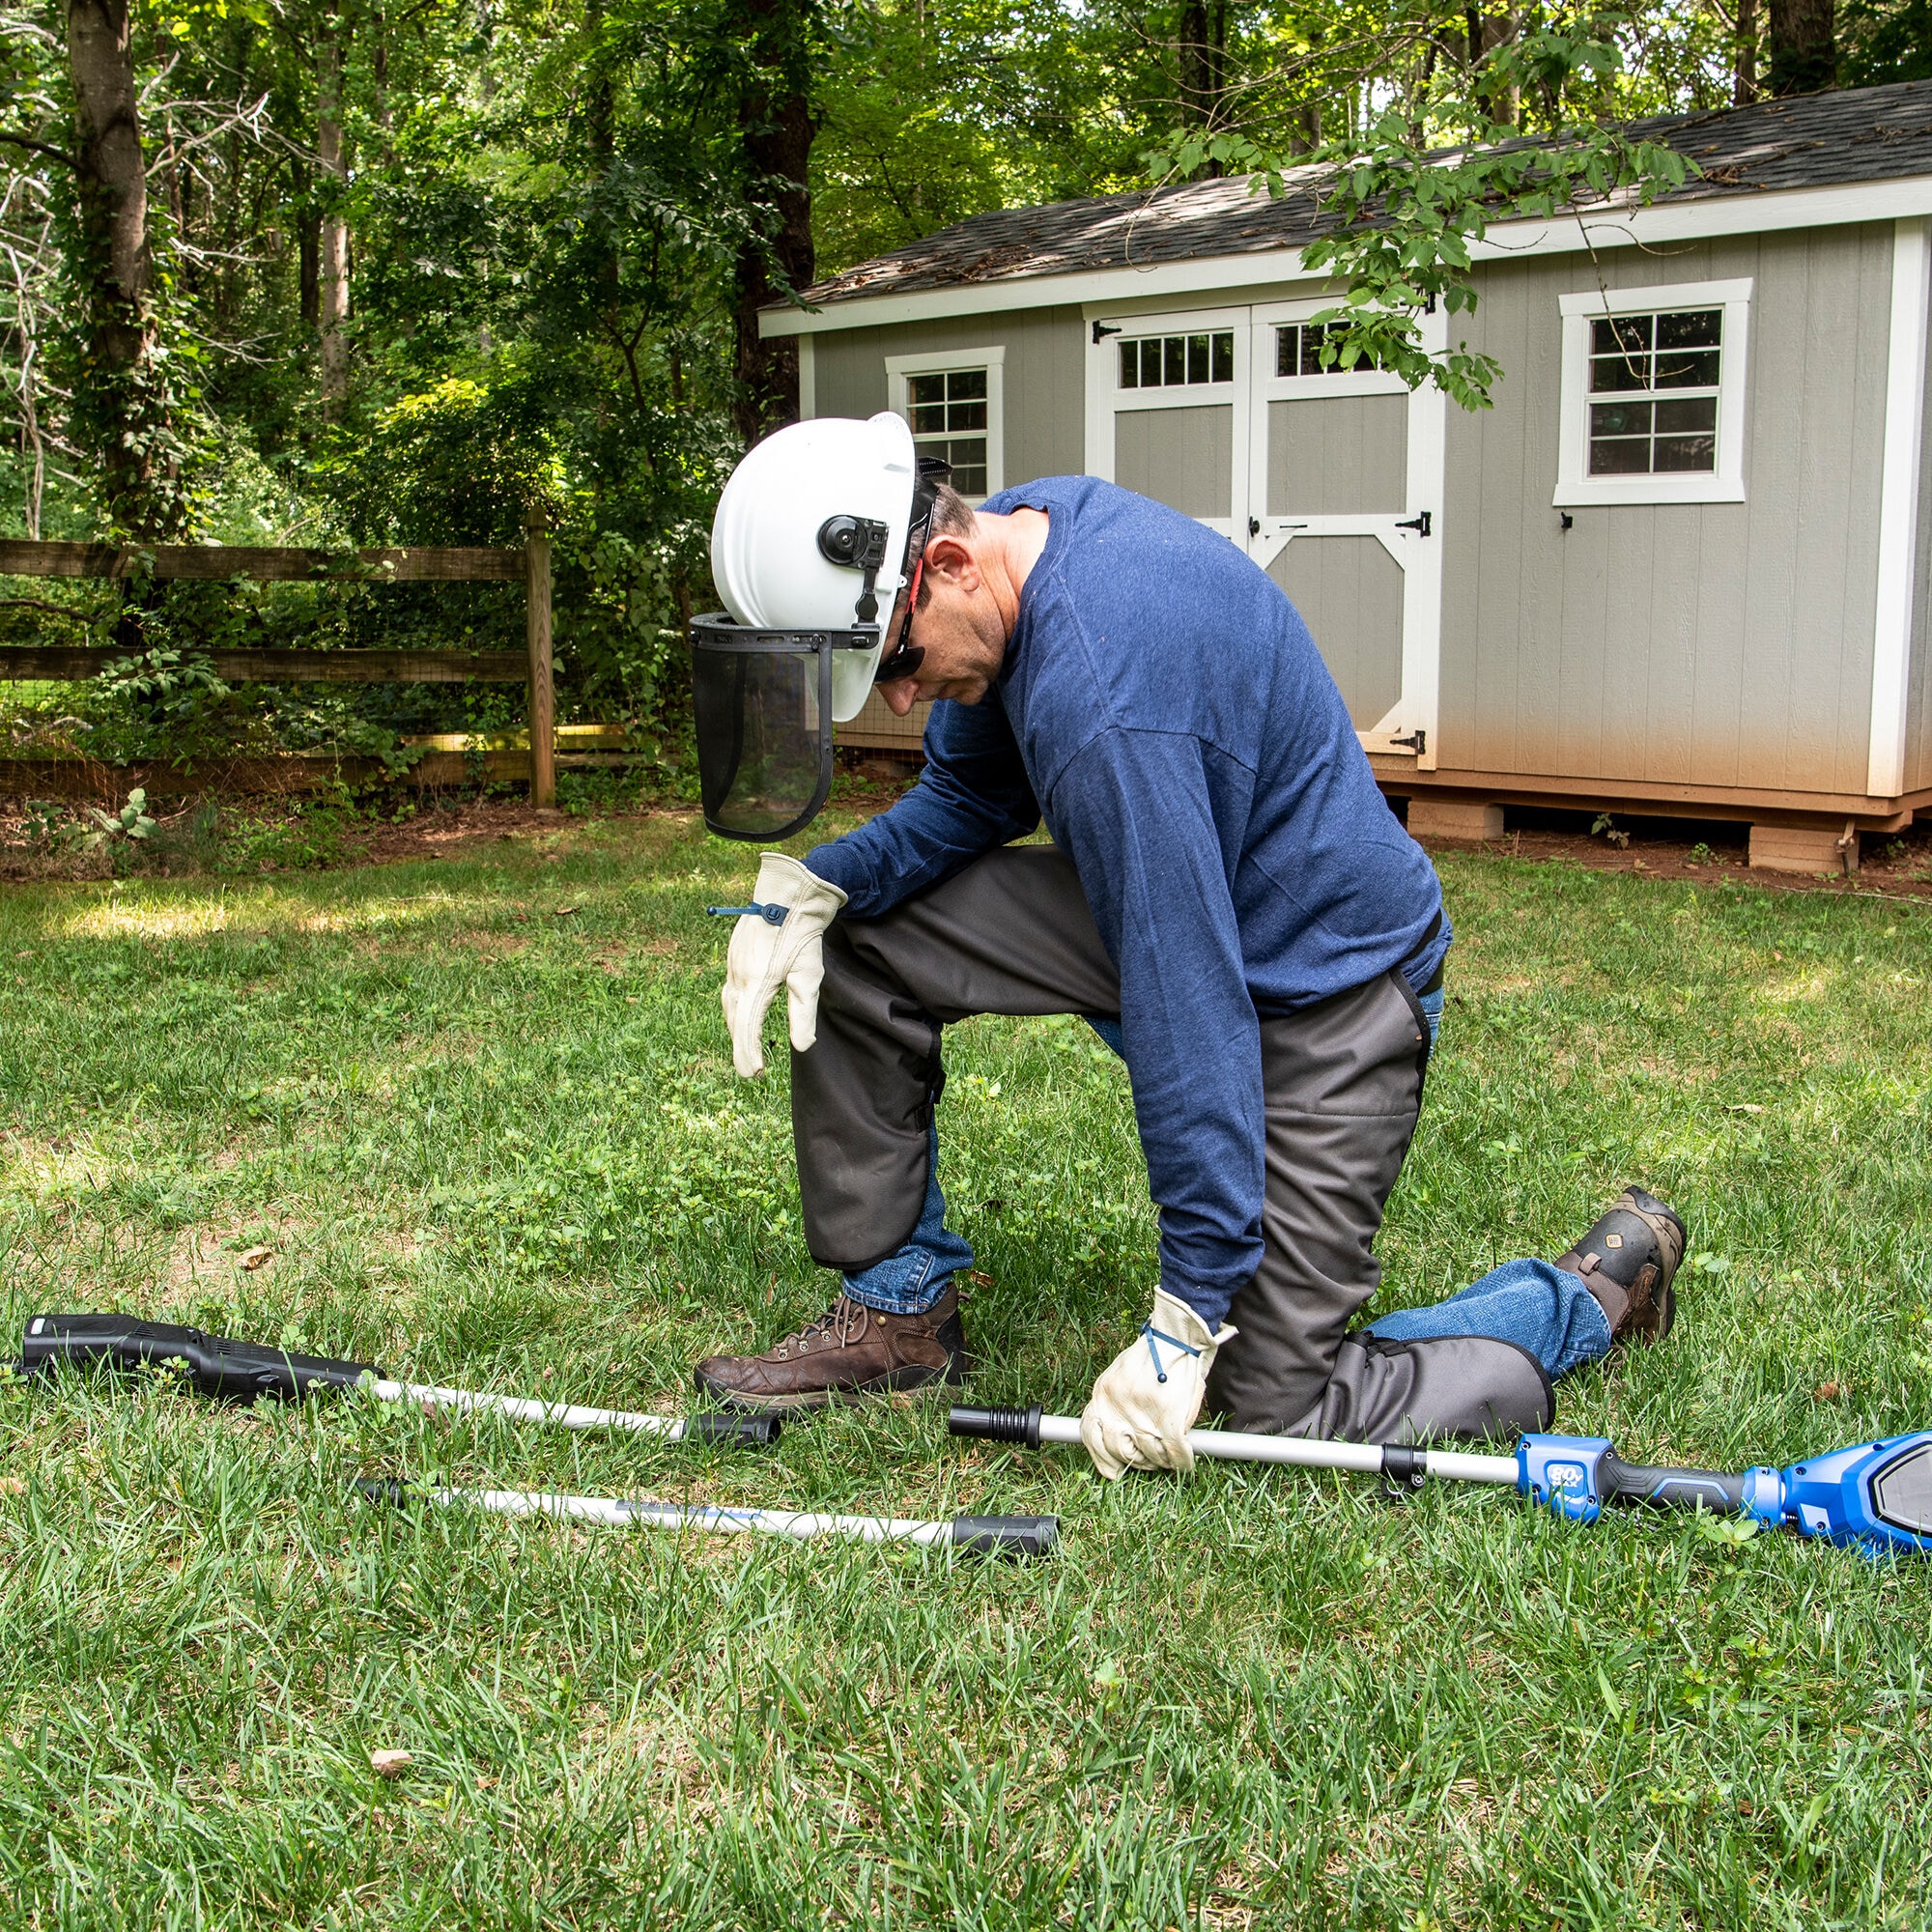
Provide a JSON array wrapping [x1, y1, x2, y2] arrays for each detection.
[[0, 810, 1928, 1929]]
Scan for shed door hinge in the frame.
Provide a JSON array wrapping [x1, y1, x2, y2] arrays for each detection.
[[1395, 510, 1433, 537], [1389, 730, 1427, 754], [1093, 321, 1122, 344]]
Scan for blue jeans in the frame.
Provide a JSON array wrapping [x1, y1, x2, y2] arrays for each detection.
[[1365, 1257, 1612, 1378], [841, 980, 1612, 1388]]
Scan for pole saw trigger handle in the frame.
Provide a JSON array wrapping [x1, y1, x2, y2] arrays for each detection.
[[1517, 1430, 1932, 1555], [1517, 1435, 1766, 1525], [18, 1313, 381, 1404]]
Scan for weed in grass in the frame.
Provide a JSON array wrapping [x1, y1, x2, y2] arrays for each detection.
[[0, 821, 1926, 1925]]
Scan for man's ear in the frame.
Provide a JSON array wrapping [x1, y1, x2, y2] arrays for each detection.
[[919, 532, 979, 591]]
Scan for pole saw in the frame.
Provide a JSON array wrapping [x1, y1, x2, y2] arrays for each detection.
[[949, 1406, 1932, 1558], [18, 1314, 781, 1448]]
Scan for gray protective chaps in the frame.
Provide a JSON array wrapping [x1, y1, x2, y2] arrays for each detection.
[[790, 845, 1552, 1443]]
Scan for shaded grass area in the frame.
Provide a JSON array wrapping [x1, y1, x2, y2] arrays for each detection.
[[0, 815, 1928, 1927]]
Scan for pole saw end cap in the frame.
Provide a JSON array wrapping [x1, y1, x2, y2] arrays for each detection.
[[355, 1477, 420, 1509], [950, 1514, 1058, 1560], [947, 1405, 1043, 1450], [683, 1411, 783, 1449]]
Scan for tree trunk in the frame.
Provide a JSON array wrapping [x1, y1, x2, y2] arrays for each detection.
[[1735, 0, 1758, 102], [317, 18, 351, 405], [732, 0, 814, 445], [1178, 0, 1230, 172], [64, 0, 175, 536], [1768, 0, 1833, 94]]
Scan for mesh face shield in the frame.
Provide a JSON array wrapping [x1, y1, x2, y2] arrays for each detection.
[[689, 618, 879, 840]]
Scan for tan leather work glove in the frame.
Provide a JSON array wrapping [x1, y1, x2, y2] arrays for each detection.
[[719, 853, 848, 1078], [1080, 1288, 1236, 1480]]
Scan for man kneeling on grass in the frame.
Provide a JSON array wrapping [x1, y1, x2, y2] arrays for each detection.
[[690, 412, 1686, 1473]]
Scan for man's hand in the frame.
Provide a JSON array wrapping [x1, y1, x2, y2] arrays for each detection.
[[1080, 1288, 1235, 1480], [720, 854, 848, 1078]]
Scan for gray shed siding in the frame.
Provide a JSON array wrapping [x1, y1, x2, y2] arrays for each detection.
[[811, 306, 1087, 483], [1438, 225, 1895, 796]]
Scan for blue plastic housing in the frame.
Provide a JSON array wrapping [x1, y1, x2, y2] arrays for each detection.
[[1514, 1429, 1932, 1556], [1517, 1435, 1611, 1522], [1780, 1432, 1932, 1556]]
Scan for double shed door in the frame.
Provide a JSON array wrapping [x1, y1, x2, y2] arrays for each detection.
[[1087, 298, 1445, 767]]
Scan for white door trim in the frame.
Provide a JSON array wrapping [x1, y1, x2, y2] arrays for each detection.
[[1868, 216, 1930, 799]]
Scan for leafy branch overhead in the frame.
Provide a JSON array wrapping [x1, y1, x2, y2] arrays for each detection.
[[1147, 23, 1695, 411]]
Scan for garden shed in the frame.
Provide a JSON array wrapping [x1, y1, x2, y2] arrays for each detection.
[[767, 81, 1932, 872]]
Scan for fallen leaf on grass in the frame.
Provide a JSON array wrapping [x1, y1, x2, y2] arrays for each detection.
[[369, 1749, 412, 1777], [0, 1477, 23, 1495], [239, 1246, 275, 1271], [1724, 1103, 1765, 1114], [554, 906, 579, 918], [1812, 1380, 1847, 1402]]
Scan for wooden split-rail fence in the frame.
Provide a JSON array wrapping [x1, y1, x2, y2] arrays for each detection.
[[0, 511, 559, 805]]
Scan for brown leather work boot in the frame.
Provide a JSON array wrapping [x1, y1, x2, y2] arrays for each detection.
[[1555, 1185, 1688, 1345], [692, 1286, 971, 1412]]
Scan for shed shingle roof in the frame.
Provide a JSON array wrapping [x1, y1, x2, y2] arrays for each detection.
[[791, 80, 1932, 309]]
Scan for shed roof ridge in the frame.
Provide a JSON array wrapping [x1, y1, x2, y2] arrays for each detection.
[[783, 78, 1932, 311]]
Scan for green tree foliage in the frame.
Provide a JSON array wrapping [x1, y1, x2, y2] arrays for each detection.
[[0, 0, 1909, 756]]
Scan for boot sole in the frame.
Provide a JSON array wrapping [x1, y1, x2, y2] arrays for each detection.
[[693, 1359, 967, 1415]]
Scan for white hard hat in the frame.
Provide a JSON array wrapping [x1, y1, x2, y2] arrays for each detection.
[[710, 411, 917, 723]]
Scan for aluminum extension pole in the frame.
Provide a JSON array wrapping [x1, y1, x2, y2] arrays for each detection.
[[358, 1479, 1059, 1558], [366, 1378, 778, 1446], [949, 1406, 1519, 1489]]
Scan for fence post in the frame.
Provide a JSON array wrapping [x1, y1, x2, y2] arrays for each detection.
[[525, 506, 554, 808]]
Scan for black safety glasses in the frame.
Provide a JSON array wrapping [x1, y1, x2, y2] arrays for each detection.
[[872, 457, 952, 687]]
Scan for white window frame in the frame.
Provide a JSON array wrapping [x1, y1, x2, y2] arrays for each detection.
[[1257, 295, 1411, 401], [1554, 278, 1751, 507], [885, 346, 1005, 503]]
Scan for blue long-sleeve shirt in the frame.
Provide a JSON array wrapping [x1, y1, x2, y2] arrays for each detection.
[[808, 476, 1449, 1326]]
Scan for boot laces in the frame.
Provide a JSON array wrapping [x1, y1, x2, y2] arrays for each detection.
[[780, 1294, 870, 1355]]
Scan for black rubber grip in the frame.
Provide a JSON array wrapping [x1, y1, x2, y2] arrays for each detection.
[[355, 1477, 417, 1508], [948, 1405, 1042, 1449], [1602, 1451, 1747, 1516], [681, 1412, 783, 1448], [21, 1313, 380, 1403], [950, 1514, 1059, 1559]]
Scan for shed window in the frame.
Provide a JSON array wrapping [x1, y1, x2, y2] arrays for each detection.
[[1586, 309, 1720, 475], [1118, 330, 1235, 389], [1275, 322, 1380, 378], [907, 369, 989, 497], [1554, 279, 1750, 508]]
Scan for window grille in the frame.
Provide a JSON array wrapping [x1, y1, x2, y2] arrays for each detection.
[[907, 369, 989, 497], [1274, 322, 1380, 378], [1586, 309, 1720, 476], [1118, 331, 1235, 389]]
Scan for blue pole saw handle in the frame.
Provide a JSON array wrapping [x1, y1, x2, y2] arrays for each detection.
[[1517, 1430, 1932, 1556]]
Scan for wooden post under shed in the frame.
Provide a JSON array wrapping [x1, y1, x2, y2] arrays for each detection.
[[525, 508, 554, 808]]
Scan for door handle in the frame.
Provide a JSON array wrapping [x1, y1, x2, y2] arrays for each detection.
[[1395, 511, 1433, 537], [1248, 517, 1260, 537]]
